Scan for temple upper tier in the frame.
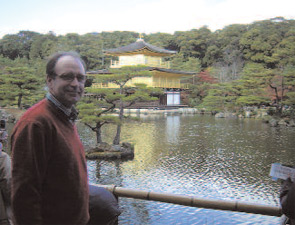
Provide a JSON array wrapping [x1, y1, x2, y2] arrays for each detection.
[[104, 39, 177, 68]]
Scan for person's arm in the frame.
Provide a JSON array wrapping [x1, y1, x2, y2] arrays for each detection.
[[280, 178, 295, 219], [88, 184, 121, 225], [11, 122, 49, 225], [0, 152, 11, 206]]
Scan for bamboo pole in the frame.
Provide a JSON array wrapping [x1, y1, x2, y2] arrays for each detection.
[[93, 184, 282, 217]]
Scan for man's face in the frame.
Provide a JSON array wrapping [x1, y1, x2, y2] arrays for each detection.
[[47, 56, 86, 108]]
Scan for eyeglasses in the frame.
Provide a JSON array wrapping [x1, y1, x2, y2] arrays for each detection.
[[57, 73, 87, 83]]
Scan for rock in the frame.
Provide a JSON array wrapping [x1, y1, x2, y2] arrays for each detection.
[[123, 143, 134, 152], [269, 118, 279, 127], [278, 119, 287, 126], [215, 112, 237, 118], [7, 115, 16, 123], [215, 112, 225, 118], [110, 145, 122, 152], [122, 142, 132, 149], [245, 111, 251, 118], [86, 148, 102, 154], [120, 150, 134, 159], [88, 142, 112, 153], [200, 109, 205, 114], [86, 151, 122, 160], [258, 109, 268, 117], [288, 119, 295, 127], [120, 142, 134, 159], [261, 115, 272, 123], [0, 110, 16, 123], [226, 112, 237, 118]]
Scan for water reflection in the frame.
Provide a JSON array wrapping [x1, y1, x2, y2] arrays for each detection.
[[166, 115, 180, 144], [79, 114, 295, 224]]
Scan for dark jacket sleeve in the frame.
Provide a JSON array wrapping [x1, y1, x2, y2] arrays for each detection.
[[280, 178, 295, 220], [11, 121, 49, 225], [88, 184, 121, 225]]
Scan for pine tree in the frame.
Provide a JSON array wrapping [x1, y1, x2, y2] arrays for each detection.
[[78, 66, 162, 145], [77, 88, 120, 144], [0, 66, 44, 108]]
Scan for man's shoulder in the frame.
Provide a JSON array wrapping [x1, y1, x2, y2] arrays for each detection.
[[20, 99, 50, 120], [15, 99, 55, 128]]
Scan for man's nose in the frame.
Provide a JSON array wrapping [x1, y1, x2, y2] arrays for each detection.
[[70, 77, 79, 86]]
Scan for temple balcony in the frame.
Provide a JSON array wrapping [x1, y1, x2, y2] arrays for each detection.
[[110, 60, 171, 69]]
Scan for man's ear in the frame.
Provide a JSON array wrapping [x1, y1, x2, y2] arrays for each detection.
[[46, 75, 53, 90]]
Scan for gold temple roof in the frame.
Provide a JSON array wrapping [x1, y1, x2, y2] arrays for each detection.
[[104, 39, 177, 57]]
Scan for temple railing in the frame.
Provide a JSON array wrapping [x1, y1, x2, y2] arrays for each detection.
[[110, 60, 170, 69]]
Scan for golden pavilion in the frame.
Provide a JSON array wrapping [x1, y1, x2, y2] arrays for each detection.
[[87, 37, 196, 106]]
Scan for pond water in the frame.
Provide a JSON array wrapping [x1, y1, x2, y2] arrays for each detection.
[[78, 113, 295, 225]]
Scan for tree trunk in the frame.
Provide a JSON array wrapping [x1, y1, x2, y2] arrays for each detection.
[[269, 84, 281, 115], [279, 76, 285, 115], [96, 126, 102, 144], [18, 94, 22, 109], [113, 99, 124, 145], [113, 124, 121, 145]]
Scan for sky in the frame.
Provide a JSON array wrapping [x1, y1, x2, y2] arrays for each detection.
[[1, 0, 295, 38]]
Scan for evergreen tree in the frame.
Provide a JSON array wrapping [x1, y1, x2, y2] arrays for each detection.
[[170, 54, 201, 72], [77, 88, 120, 144], [200, 83, 239, 112], [0, 31, 41, 60], [106, 66, 159, 145], [235, 63, 271, 107], [29, 32, 58, 60], [281, 66, 295, 109], [79, 66, 162, 145], [0, 66, 44, 108]]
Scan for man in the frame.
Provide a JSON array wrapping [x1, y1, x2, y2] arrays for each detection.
[[280, 178, 295, 225], [0, 142, 12, 225], [11, 52, 89, 225]]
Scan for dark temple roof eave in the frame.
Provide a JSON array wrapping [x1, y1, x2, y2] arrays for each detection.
[[87, 67, 196, 76], [148, 67, 196, 75]]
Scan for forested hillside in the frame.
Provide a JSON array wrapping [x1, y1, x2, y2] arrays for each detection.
[[1, 17, 295, 115]]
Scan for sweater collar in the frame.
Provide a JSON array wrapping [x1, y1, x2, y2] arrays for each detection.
[[46, 93, 78, 122]]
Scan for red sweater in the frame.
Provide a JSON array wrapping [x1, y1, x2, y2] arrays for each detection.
[[11, 99, 89, 225]]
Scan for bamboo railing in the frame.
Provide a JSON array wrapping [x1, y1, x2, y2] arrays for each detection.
[[92, 184, 282, 217]]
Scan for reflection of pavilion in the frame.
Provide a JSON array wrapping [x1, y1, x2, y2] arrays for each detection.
[[87, 38, 196, 107], [166, 115, 180, 144]]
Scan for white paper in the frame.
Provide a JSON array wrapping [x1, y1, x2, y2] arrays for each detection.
[[270, 163, 295, 182]]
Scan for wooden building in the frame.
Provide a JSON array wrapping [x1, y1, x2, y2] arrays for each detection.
[[87, 38, 196, 107]]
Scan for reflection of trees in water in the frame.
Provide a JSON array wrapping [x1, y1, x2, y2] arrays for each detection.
[[95, 160, 123, 186], [166, 115, 180, 144], [95, 160, 101, 178], [119, 199, 151, 224], [94, 159, 151, 224]]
